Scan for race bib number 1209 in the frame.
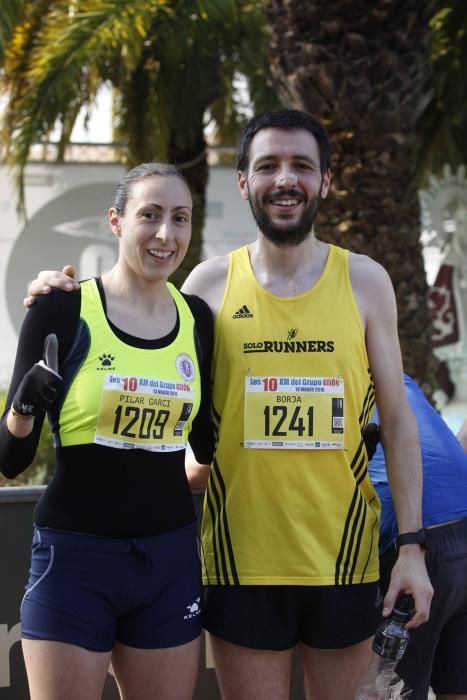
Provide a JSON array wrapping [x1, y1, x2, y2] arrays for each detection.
[[244, 375, 344, 449], [95, 374, 194, 452]]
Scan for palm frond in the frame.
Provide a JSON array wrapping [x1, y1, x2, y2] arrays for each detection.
[[1, 0, 173, 212], [1, 0, 272, 216], [0, 0, 29, 60]]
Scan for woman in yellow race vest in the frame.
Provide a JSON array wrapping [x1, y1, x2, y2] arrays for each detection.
[[0, 163, 213, 700]]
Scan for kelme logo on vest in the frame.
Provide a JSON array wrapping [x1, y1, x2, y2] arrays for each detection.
[[98, 353, 115, 369]]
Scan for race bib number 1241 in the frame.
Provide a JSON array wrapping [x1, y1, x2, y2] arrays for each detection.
[[244, 375, 344, 449]]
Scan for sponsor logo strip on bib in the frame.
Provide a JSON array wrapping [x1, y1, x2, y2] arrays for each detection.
[[95, 374, 194, 452], [244, 376, 344, 449]]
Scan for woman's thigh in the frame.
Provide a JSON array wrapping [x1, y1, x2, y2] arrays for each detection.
[[22, 639, 111, 700], [111, 636, 201, 700]]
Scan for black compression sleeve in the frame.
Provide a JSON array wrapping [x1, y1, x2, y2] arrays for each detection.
[[182, 293, 215, 465], [0, 290, 80, 478]]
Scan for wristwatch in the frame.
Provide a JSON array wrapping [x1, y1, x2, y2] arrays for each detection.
[[395, 528, 429, 550]]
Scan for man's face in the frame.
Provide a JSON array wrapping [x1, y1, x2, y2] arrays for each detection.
[[238, 128, 330, 246]]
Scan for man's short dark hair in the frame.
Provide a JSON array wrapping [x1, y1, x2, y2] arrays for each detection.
[[236, 109, 331, 176]]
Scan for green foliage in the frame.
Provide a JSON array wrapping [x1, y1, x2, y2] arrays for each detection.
[[417, 0, 467, 180], [0, 0, 280, 293], [208, 1, 281, 147], [0, 0, 27, 61], [2, 0, 465, 201], [1, 0, 176, 210], [0, 0, 277, 216], [0, 391, 55, 487]]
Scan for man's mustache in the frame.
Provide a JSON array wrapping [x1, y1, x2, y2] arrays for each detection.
[[265, 189, 307, 203]]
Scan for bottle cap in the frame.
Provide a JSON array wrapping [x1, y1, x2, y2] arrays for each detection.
[[392, 593, 413, 623]]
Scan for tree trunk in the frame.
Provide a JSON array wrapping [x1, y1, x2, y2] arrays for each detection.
[[265, 0, 440, 393], [167, 123, 209, 289], [119, 55, 216, 290]]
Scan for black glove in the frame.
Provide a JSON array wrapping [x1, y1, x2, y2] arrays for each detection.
[[12, 334, 62, 417], [362, 422, 380, 461]]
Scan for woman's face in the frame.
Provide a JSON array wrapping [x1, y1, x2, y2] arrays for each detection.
[[109, 175, 192, 283]]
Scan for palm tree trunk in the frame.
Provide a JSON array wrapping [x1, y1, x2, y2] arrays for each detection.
[[265, 0, 440, 392], [167, 125, 209, 289]]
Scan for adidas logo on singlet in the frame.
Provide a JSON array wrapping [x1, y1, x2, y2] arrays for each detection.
[[233, 305, 254, 319]]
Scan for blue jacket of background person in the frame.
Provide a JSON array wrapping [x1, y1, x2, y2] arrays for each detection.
[[369, 374, 467, 554]]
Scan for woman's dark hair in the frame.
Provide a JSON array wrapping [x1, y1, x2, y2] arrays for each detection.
[[113, 162, 190, 214], [236, 109, 331, 176]]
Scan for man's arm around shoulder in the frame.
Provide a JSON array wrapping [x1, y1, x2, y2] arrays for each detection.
[[182, 254, 229, 317]]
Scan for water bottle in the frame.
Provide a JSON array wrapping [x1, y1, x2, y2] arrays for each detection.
[[355, 593, 412, 700]]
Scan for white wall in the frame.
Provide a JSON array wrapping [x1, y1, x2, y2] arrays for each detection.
[[0, 162, 256, 388]]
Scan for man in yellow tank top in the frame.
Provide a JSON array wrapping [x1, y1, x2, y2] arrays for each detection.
[[26, 111, 433, 700], [183, 110, 433, 700]]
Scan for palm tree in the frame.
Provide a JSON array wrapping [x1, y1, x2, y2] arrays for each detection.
[[418, 0, 467, 179], [0, 0, 28, 60], [0, 0, 277, 286], [265, 0, 441, 390]]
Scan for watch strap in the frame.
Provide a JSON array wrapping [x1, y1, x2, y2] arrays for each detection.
[[395, 528, 428, 550]]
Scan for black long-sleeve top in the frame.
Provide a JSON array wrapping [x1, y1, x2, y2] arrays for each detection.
[[0, 282, 214, 537]]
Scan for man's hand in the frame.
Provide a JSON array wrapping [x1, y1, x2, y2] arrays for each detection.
[[186, 454, 211, 490], [24, 265, 79, 307], [383, 546, 433, 630], [362, 423, 380, 461], [12, 334, 62, 416]]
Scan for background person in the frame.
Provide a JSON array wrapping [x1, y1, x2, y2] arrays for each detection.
[[24, 110, 432, 700], [367, 374, 467, 700], [0, 163, 214, 700]]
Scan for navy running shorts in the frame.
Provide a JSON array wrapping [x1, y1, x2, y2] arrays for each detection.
[[21, 522, 202, 651], [203, 581, 383, 650], [380, 518, 467, 700]]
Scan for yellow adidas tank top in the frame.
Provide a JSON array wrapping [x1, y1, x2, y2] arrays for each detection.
[[202, 244, 379, 585], [57, 279, 201, 451]]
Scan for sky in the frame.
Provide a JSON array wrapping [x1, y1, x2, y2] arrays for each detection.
[[0, 83, 113, 143], [62, 85, 113, 143]]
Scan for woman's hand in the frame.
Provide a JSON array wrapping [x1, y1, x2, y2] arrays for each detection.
[[12, 334, 62, 417]]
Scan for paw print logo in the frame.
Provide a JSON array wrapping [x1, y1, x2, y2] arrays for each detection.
[[99, 353, 115, 367]]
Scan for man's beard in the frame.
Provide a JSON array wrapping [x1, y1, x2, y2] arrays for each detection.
[[247, 186, 322, 247]]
